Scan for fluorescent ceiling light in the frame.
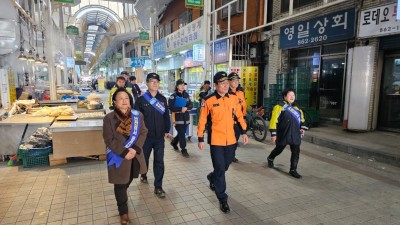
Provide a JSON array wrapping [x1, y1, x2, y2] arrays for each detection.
[[84, 52, 95, 56], [165, 55, 172, 58]]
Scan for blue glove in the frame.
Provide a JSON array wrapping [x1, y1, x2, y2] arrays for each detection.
[[106, 149, 124, 168]]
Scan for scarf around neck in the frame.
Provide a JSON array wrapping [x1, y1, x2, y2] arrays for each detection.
[[114, 107, 132, 136]]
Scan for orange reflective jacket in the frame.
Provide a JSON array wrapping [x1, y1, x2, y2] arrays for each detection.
[[197, 92, 247, 146], [230, 88, 247, 117]]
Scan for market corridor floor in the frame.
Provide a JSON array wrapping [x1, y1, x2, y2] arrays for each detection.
[[0, 136, 400, 225]]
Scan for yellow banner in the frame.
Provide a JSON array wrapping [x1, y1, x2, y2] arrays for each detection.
[[241, 66, 258, 109], [97, 77, 105, 92], [8, 69, 16, 105]]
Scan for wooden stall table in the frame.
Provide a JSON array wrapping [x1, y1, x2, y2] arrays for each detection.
[[0, 114, 55, 156], [49, 119, 105, 161]]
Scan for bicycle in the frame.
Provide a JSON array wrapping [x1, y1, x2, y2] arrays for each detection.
[[246, 103, 268, 142]]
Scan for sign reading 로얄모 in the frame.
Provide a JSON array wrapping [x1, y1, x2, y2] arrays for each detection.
[[280, 8, 355, 49]]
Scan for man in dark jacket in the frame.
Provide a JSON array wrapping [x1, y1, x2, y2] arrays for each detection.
[[129, 76, 142, 101], [134, 73, 171, 198], [168, 79, 193, 157]]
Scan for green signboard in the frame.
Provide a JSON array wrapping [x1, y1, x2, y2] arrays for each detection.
[[139, 31, 149, 40], [66, 25, 79, 35], [53, 0, 74, 4], [185, 0, 203, 8], [116, 53, 123, 59]]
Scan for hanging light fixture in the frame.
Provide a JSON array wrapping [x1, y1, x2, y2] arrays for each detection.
[[26, 23, 35, 62], [18, 14, 27, 61], [41, 31, 48, 66], [34, 29, 42, 64]]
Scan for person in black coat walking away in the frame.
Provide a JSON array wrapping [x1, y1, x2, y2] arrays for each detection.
[[134, 73, 171, 198], [168, 79, 193, 157], [267, 88, 308, 178]]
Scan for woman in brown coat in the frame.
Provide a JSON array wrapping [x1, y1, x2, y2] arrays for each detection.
[[103, 88, 148, 225]]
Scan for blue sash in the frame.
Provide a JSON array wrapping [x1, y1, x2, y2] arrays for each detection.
[[283, 104, 301, 127], [107, 109, 141, 169], [143, 91, 166, 115]]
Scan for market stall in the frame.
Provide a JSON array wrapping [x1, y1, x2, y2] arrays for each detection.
[[0, 114, 55, 156], [49, 110, 106, 160]]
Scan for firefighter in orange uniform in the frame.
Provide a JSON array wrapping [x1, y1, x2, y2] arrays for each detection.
[[197, 71, 249, 213], [228, 72, 247, 162]]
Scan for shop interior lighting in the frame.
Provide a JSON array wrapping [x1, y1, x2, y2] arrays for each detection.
[[41, 31, 48, 66], [26, 22, 35, 62], [165, 54, 172, 58], [27, 49, 35, 62], [179, 50, 188, 55], [34, 29, 42, 64], [18, 14, 27, 60]]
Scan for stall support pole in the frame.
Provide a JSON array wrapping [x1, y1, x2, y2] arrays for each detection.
[[45, 0, 57, 100]]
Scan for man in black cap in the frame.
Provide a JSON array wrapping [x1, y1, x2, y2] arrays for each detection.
[[120, 71, 133, 88], [197, 71, 248, 213], [168, 79, 193, 157], [108, 76, 133, 109], [198, 80, 212, 103], [228, 72, 247, 163], [134, 73, 171, 198], [129, 76, 141, 101]]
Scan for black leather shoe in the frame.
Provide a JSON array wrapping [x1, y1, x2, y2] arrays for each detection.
[[154, 187, 166, 198], [171, 142, 179, 151], [181, 149, 189, 157], [206, 173, 215, 191], [267, 157, 274, 168], [140, 175, 148, 183], [232, 157, 238, 163], [289, 170, 302, 179], [220, 202, 230, 213]]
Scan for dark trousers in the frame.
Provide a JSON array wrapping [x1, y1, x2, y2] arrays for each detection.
[[114, 162, 135, 215], [233, 124, 241, 157], [143, 137, 165, 188], [268, 144, 300, 171], [171, 124, 188, 150], [209, 144, 236, 203]]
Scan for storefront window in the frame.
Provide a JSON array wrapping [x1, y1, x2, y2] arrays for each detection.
[[288, 43, 348, 123], [379, 54, 400, 131]]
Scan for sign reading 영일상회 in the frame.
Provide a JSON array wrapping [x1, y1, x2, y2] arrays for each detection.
[[359, 3, 400, 38], [280, 8, 355, 49]]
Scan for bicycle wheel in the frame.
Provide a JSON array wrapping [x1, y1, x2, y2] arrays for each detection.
[[251, 116, 268, 142]]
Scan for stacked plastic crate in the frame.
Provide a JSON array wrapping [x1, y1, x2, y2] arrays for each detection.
[[286, 67, 311, 109]]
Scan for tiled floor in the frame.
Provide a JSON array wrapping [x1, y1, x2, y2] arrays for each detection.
[[1, 136, 400, 225]]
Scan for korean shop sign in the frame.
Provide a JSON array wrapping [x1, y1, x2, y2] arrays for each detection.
[[130, 57, 149, 67], [185, 0, 203, 9], [359, 3, 400, 38], [139, 31, 149, 40], [66, 25, 79, 35], [280, 8, 355, 49], [213, 39, 229, 63], [153, 39, 166, 59], [53, 0, 74, 3], [165, 17, 203, 54]]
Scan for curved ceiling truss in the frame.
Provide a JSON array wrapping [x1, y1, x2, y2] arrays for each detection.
[[73, 5, 121, 64]]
